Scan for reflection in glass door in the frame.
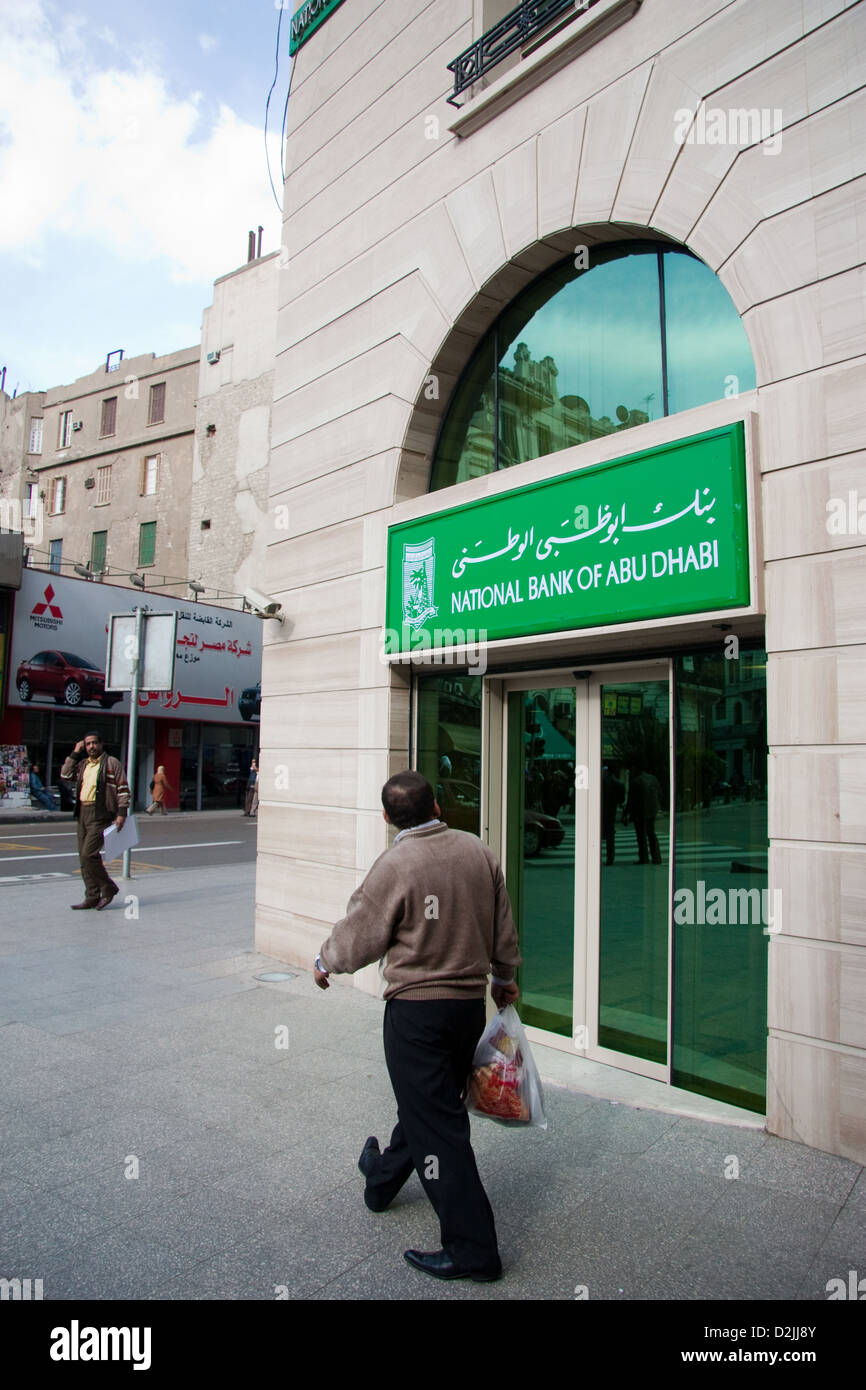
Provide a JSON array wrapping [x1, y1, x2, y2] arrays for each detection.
[[504, 686, 576, 1037], [493, 656, 767, 1108], [595, 675, 671, 1065]]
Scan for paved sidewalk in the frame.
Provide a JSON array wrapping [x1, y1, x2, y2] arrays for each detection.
[[0, 862, 863, 1301]]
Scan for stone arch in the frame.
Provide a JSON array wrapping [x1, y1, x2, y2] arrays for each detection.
[[396, 221, 759, 505]]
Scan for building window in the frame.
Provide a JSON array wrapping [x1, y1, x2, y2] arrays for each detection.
[[450, 0, 577, 106], [91, 530, 107, 575], [96, 465, 112, 505], [148, 382, 166, 425], [138, 520, 156, 567], [49, 477, 66, 514], [141, 454, 159, 495], [100, 397, 117, 437], [24, 483, 39, 519], [58, 411, 72, 449], [28, 418, 43, 454], [430, 243, 756, 490], [49, 538, 62, 574]]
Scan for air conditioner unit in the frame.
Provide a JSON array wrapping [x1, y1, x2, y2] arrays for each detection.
[[72, 421, 83, 431], [206, 350, 221, 365]]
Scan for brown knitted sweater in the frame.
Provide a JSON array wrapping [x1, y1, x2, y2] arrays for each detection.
[[319, 822, 521, 1000]]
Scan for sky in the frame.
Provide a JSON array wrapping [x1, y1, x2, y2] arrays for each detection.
[[0, 0, 287, 394]]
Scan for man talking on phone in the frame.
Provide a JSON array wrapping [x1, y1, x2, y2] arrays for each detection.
[[61, 731, 130, 911]]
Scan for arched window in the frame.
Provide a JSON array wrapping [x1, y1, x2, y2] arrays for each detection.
[[430, 243, 755, 492]]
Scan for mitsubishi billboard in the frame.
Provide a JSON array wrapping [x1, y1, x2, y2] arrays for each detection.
[[8, 570, 262, 723]]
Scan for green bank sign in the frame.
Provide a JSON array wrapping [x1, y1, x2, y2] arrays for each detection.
[[289, 0, 347, 55], [385, 423, 750, 653]]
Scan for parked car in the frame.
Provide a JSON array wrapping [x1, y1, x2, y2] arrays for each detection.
[[435, 779, 483, 835], [436, 779, 564, 856], [522, 809, 564, 858], [239, 683, 261, 721], [15, 650, 123, 708]]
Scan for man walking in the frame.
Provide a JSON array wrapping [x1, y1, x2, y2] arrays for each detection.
[[61, 731, 130, 911], [314, 770, 521, 1282], [624, 762, 663, 865], [601, 764, 625, 865]]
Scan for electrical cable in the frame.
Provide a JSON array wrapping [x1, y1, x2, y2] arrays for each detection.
[[264, 4, 285, 212], [279, 50, 296, 187]]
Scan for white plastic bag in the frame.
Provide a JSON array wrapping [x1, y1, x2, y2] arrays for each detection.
[[466, 1005, 547, 1129]]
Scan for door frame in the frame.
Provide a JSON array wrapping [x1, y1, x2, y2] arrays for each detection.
[[494, 659, 674, 1079], [581, 661, 672, 1083]]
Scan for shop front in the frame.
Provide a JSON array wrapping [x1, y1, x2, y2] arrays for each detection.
[[388, 419, 768, 1113], [0, 570, 262, 810]]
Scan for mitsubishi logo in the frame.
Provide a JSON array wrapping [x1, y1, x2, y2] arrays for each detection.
[[32, 584, 63, 619]]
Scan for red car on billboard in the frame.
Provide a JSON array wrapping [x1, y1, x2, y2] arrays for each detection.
[[15, 650, 123, 708]]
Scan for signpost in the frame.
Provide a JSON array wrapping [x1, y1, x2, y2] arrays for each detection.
[[106, 610, 177, 879]]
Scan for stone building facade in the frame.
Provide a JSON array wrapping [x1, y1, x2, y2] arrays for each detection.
[[259, 0, 866, 1162], [1, 348, 199, 594]]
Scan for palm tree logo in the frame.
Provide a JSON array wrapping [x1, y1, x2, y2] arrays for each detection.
[[402, 540, 438, 629]]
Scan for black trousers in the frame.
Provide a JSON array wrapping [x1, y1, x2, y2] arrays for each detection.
[[632, 815, 662, 864], [364, 997, 499, 1270]]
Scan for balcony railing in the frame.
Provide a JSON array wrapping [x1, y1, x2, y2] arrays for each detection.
[[447, 0, 599, 106]]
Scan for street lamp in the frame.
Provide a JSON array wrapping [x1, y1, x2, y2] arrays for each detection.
[[129, 573, 146, 589]]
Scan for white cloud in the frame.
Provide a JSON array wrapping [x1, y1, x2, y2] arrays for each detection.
[[0, 2, 281, 284], [199, 33, 219, 54]]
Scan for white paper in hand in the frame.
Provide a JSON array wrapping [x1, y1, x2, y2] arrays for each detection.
[[102, 815, 139, 860]]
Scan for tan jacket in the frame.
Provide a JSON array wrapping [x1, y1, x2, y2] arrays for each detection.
[[319, 822, 521, 1001], [151, 771, 171, 803]]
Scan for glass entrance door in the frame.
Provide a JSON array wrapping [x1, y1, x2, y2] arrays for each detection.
[[584, 666, 672, 1080], [502, 663, 673, 1081], [482, 652, 769, 1106], [504, 684, 577, 1037]]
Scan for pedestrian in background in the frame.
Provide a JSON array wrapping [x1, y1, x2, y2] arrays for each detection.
[[624, 763, 663, 865], [601, 764, 625, 865], [60, 731, 129, 911], [146, 766, 172, 816], [243, 758, 258, 817], [29, 763, 56, 811]]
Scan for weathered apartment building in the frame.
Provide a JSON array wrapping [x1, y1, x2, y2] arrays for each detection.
[[1, 249, 279, 607]]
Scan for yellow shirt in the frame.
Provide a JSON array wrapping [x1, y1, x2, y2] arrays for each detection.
[[80, 757, 101, 803]]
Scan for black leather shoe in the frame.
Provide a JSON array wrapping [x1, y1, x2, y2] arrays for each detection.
[[96, 886, 119, 911], [71, 899, 99, 910], [358, 1136, 380, 1178], [403, 1249, 502, 1282]]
